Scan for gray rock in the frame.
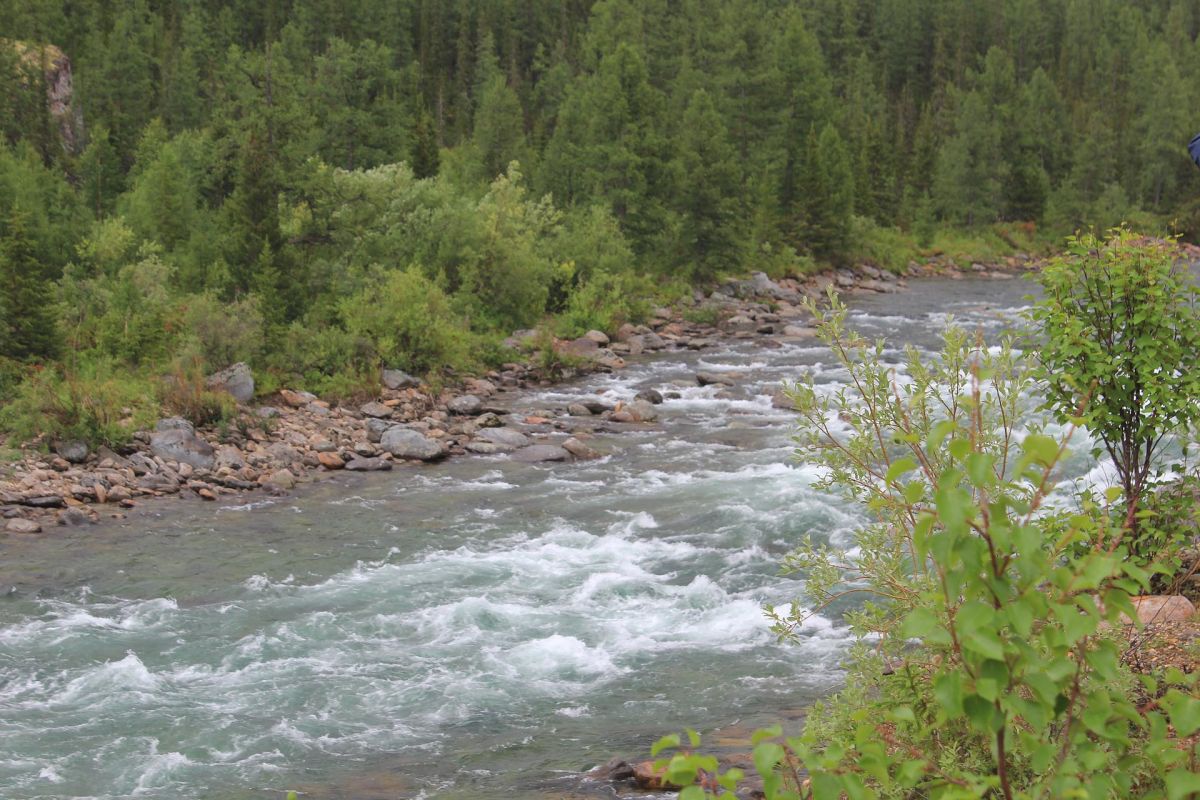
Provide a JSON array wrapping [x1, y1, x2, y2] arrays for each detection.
[[4, 518, 41, 534], [266, 469, 297, 490], [635, 388, 663, 405], [215, 445, 246, 470], [54, 439, 89, 464], [696, 371, 735, 387], [206, 362, 255, 403], [568, 403, 594, 417], [256, 406, 281, 419], [150, 429, 215, 470], [155, 417, 195, 435], [465, 441, 510, 455], [382, 368, 420, 390], [310, 438, 337, 453], [57, 507, 93, 526], [583, 329, 610, 346], [360, 401, 393, 419], [476, 428, 531, 449], [366, 418, 395, 443], [22, 495, 65, 509], [476, 412, 504, 428], [447, 394, 484, 415], [380, 427, 446, 461], [581, 400, 614, 415], [562, 437, 601, 459], [511, 444, 571, 463], [630, 399, 659, 422], [266, 442, 299, 463], [344, 456, 393, 471]]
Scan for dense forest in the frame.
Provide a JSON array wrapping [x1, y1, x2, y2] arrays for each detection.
[[2, 0, 1199, 438]]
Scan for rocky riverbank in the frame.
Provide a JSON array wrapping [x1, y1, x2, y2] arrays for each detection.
[[0, 259, 1037, 535]]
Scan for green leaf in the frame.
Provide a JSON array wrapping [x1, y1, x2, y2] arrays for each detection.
[[650, 733, 680, 757], [1164, 690, 1200, 738], [679, 786, 706, 800], [685, 727, 701, 748], [886, 457, 919, 483], [752, 742, 784, 778], [1166, 769, 1200, 800]]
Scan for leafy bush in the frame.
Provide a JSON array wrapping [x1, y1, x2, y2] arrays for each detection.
[[177, 292, 264, 370], [1031, 231, 1200, 537], [341, 267, 475, 376], [0, 360, 157, 447], [556, 270, 652, 338], [655, 296, 1200, 799]]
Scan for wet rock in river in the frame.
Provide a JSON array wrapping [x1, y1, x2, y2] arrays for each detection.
[[4, 517, 41, 534], [562, 437, 601, 459], [696, 371, 736, 387], [469, 427, 530, 453], [567, 403, 593, 417], [381, 428, 446, 461], [511, 444, 570, 463], [344, 456, 392, 472], [635, 388, 663, 405]]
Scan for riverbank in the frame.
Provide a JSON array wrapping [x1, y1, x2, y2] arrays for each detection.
[[0, 258, 1041, 536]]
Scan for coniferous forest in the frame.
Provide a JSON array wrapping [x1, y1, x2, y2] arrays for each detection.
[[2, 0, 1200, 435]]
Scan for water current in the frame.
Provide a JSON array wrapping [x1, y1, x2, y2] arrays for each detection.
[[1, 277, 1101, 799]]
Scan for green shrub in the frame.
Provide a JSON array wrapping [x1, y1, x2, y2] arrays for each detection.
[[341, 267, 475, 376], [0, 360, 157, 447], [1031, 231, 1200, 539], [555, 270, 652, 338], [177, 292, 264, 369], [655, 295, 1199, 799]]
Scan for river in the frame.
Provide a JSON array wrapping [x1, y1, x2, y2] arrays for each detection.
[[0, 277, 1056, 799]]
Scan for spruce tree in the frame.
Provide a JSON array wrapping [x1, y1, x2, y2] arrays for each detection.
[[0, 210, 59, 361], [411, 111, 441, 178], [673, 89, 742, 280]]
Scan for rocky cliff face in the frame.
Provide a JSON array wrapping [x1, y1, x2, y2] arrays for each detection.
[[10, 41, 84, 155]]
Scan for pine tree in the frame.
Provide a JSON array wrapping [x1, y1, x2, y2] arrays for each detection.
[[473, 74, 527, 179], [0, 210, 59, 361], [411, 110, 441, 179], [799, 124, 855, 261], [673, 89, 742, 280]]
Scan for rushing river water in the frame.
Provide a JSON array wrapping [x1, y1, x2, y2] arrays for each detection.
[[1, 277, 1063, 800]]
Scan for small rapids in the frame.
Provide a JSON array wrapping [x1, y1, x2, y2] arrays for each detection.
[[0, 278, 1051, 799]]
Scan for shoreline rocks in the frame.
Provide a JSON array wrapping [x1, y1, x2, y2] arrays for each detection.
[[0, 258, 1038, 534]]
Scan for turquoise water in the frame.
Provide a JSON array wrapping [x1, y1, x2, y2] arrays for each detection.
[[0, 278, 1046, 799]]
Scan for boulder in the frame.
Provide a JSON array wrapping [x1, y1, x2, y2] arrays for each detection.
[[447, 394, 484, 415], [279, 389, 317, 408], [511, 444, 570, 463], [583, 329, 610, 346], [206, 362, 255, 403], [567, 403, 594, 417], [366, 418, 394, 443], [310, 437, 336, 453], [581, 400, 614, 415], [382, 368, 419, 390], [344, 456, 393, 472], [476, 411, 504, 428], [588, 757, 635, 782], [155, 417, 195, 435], [696, 371, 735, 387], [54, 440, 89, 464], [266, 469, 297, 491], [360, 401, 393, 419], [635, 388, 663, 405], [1128, 595, 1196, 623], [150, 429, 215, 470], [317, 452, 345, 470], [562, 437, 601, 459], [381, 428, 445, 461], [257, 406, 281, 419], [21, 494, 65, 508], [632, 761, 685, 791], [57, 507, 93, 526], [593, 349, 626, 370], [771, 390, 798, 411], [472, 424, 530, 450], [4, 517, 41, 534]]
